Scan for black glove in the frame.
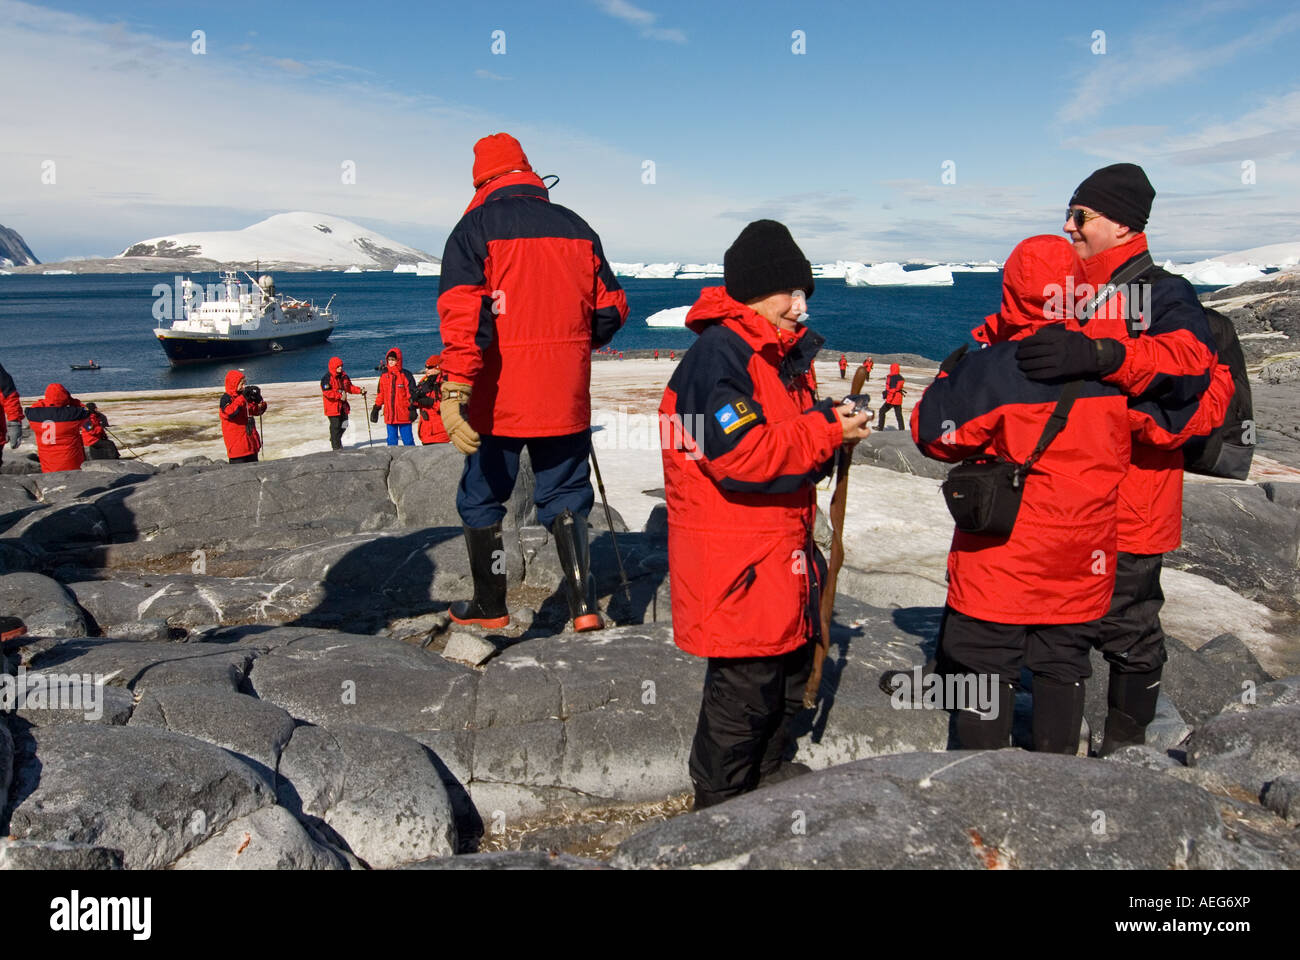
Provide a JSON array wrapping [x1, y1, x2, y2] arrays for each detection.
[[939, 344, 968, 375], [369, 404, 380, 423], [1015, 325, 1125, 380]]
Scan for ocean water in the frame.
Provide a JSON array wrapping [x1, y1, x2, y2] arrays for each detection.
[[0, 270, 1011, 394]]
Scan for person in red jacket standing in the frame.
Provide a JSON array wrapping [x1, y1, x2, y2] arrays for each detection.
[[660, 220, 871, 808], [373, 348, 417, 446], [80, 403, 119, 460], [26, 383, 91, 473], [1015, 164, 1227, 754], [321, 356, 365, 450], [413, 354, 449, 445], [219, 370, 268, 464], [437, 133, 628, 632], [838, 353, 847, 379], [862, 356, 874, 379], [0, 362, 24, 465], [876, 363, 906, 430]]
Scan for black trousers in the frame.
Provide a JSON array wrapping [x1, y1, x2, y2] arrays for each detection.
[[229, 453, 259, 464], [328, 415, 347, 450], [689, 639, 813, 806], [877, 403, 904, 431], [86, 439, 119, 460], [936, 606, 1098, 687], [1092, 552, 1168, 673]]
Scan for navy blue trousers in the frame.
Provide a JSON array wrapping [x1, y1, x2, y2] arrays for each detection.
[[457, 430, 595, 528]]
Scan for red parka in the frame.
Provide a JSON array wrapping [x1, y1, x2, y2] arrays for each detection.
[[0, 363, 23, 440], [375, 349, 416, 426], [80, 410, 107, 447], [437, 170, 629, 437], [1077, 235, 1227, 554], [413, 373, 450, 444], [912, 236, 1132, 624], [219, 369, 267, 459], [659, 286, 841, 658], [321, 357, 363, 416], [883, 364, 905, 404], [26, 383, 90, 473]]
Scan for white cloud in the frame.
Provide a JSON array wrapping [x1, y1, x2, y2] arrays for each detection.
[[591, 0, 687, 44]]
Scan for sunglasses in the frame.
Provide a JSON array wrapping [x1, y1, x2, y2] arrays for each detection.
[[1067, 207, 1102, 229]]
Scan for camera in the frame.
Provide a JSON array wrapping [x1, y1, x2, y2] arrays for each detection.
[[242, 385, 263, 405], [843, 394, 872, 415]]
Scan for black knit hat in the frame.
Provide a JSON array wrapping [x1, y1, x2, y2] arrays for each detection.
[[724, 220, 815, 304], [1069, 163, 1155, 232]]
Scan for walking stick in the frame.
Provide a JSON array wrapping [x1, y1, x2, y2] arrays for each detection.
[[804, 365, 870, 708], [103, 426, 143, 461], [362, 389, 372, 445], [588, 434, 633, 604]]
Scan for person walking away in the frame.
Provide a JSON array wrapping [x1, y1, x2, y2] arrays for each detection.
[[373, 348, 417, 446], [413, 354, 450, 445], [863, 356, 874, 379], [1015, 164, 1230, 754], [838, 353, 847, 379], [80, 402, 119, 459], [660, 219, 871, 808], [321, 356, 365, 450], [26, 383, 91, 473], [877, 363, 906, 430], [437, 133, 628, 631], [219, 370, 268, 464], [0, 362, 24, 466]]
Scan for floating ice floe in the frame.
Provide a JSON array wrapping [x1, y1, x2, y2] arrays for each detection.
[[844, 262, 954, 287], [644, 305, 691, 327]]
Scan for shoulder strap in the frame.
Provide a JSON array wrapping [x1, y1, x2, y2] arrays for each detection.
[[1078, 251, 1155, 322], [1018, 380, 1083, 481]]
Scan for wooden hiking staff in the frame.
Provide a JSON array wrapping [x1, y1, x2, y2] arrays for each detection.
[[803, 364, 870, 708]]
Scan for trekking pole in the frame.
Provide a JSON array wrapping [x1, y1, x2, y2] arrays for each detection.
[[104, 426, 144, 461], [363, 389, 372, 445], [587, 434, 632, 604], [804, 364, 870, 708]]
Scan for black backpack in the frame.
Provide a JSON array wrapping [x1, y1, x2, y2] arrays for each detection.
[[1182, 306, 1254, 480]]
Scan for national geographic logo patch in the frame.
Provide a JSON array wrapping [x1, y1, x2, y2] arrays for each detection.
[[714, 400, 757, 435]]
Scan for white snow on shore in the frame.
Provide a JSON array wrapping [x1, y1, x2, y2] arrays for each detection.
[[121, 212, 438, 270]]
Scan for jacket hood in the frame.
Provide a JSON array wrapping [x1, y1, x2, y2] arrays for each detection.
[[889, 363, 900, 376], [472, 132, 533, 188], [1082, 232, 1149, 288], [385, 347, 404, 370], [329, 356, 344, 374], [224, 370, 244, 394], [971, 235, 1087, 345], [463, 170, 547, 215], [685, 286, 812, 356], [43, 383, 72, 406]]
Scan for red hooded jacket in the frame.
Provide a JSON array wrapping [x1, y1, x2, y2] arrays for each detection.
[[912, 236, 1132, 624], [1079, 235, 1230, 553], [883, 364, 905, 405], [437, 169, 629, 437], [26, 383, 90, 473], [375, 348, 416, 425], [659, 286, 841, 658], [219, 369, 267, 459], [321, 356, 363, 417]]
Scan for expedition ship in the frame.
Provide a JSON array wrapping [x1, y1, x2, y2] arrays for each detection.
[[154, 271, 336, 364]]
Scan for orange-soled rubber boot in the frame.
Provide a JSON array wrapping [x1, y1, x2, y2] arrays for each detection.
[[448, 523, 510, 629], [551, 510, 604, 632]]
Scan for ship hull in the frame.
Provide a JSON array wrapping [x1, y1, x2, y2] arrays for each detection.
[[155, 326, 333, 365]]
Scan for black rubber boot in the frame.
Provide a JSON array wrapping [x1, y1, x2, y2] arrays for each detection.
[[1099, 665, 1162, 756], [954, 681, 1015, 750], [551, 510, 602, 631], [1031, 676, 1087, 754], [449, 523, 510, 628]]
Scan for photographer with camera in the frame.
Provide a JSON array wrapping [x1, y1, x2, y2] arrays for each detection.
[[219, 369, 268, 464]]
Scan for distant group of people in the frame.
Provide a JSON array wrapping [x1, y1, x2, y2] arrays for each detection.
[[0, 364, 119, 474]]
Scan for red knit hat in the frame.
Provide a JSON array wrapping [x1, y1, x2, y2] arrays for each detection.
[[425, 354, 442, 369], [472, 133, 532, 188]]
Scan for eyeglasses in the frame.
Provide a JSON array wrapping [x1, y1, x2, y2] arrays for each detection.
[[1067, 207, 1102, 229]]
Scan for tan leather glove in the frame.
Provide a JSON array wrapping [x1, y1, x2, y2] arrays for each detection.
[[438, 380, 480, 454]]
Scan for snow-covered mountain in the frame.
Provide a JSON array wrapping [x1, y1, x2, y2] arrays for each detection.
[[0, 224, 40, 267], [119, 212, 437, 270]]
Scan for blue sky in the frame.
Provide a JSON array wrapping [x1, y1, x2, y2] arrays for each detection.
[[3, 0, 1298, 263]]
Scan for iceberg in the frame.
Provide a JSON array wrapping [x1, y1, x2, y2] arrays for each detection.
[[844, 262, 953, 287], [676, 263, 723, 278], [634, 262, 682, 279], [610, 262, 645, 277], [343, 265, 363, 273], [1164, 259, 1266, 286], [644, 305, 691, 327], [415, 261, 441, 277], [392, 264, 419, 274]]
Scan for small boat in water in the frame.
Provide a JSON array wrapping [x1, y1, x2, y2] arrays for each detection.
[[70, 361, 101, 370], [154, 271, 336, 365]]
